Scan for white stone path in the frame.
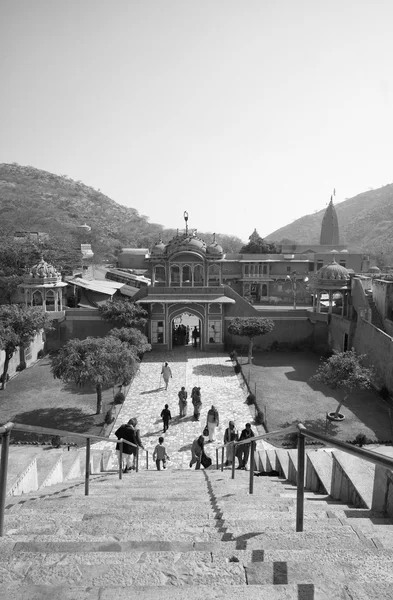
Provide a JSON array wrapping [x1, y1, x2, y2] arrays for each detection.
[[95, 347, 257, 469]]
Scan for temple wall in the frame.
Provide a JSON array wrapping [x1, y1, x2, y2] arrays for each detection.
[[328, 314, 355, 352], [224, 315, 320, 351], [352, 317, 393, 393], [46, 309, 113, 350]]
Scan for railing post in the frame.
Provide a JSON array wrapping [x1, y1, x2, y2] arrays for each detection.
[[146, 449, 149, 470], [296, 429, 305, 532], [0, 428, 11, 537], [249, 441, 255, 495], [221, 447, 224, 472], [136, 447, 139, 473], [232, 443, 236, 479], [119, 441, 123, 480], [85, 438, 91, 496], [216, 448, 219, 470]]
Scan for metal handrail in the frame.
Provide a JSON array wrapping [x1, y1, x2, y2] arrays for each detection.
[[0, 421, 149, 537], [295, 422, 393, 532]]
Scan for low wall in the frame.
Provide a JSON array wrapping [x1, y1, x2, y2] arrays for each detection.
[[0, 331, 44, 381], [353, 317, 393, 392], [224, 315, 319, 351], [46, 309, 113, 350]]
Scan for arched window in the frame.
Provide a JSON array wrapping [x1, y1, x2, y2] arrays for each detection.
[[208, 264, 220, 286], [170, 265, 180, 286], [261, 284, 268, 297], [154, 265, 166, 286], [32, 290, 43, 306], [45, 290, 56, 311], [193, 264, 204, 286], [182, 265, 192, 287]]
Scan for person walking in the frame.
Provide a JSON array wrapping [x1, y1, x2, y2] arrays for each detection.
[[189, 435, 205, 470], [206, 405, 219, 442], [236, 423, 255, 470], [191, 386, 202, 421], [192, 326, 198, 348], [178, 386, 188, 417], [161, 362, 172, 390], [224, 421, 238, 466], [153, 436, 170, 471], [161, 404, 172, 433], [115, 417, 145, 472]]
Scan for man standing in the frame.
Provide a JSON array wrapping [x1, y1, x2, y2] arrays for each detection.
[[161, 362, 172, 390], [206, 405, 219, 442], [236, 423, 255, 470]]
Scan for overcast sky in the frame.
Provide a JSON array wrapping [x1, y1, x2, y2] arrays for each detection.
[[1, 0, 393, 242]]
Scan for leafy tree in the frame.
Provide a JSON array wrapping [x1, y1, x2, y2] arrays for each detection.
[[228, 317, 275, 363], [0, 305, 53, 389], [240, 229, 280, 254], [107, 327, 151, 359], [98, 298, 147, 330], [51, 336, 140, 414], [310, 349, 374, 418]]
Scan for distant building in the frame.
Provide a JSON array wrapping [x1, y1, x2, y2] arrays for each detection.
[[118, 199, 375, 306], [14, 231, 49, 243]]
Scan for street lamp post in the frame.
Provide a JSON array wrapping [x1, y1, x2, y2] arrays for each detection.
[[286, 271, 309, 309]]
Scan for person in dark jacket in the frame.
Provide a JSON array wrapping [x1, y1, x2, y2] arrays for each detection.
[[161, 404, 172, 432], [115, 417, 144, 472], [191, 387, 202, 420], [236, 423, 255, 470]]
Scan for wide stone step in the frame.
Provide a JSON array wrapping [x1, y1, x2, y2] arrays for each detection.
[[245, 556, 393, 587], [0, 582, 366, 600]]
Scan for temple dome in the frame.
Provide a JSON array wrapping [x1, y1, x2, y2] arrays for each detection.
[[207, 242, 223, 258], [369, 266, 381, 273], [317, 260, 350, 281], [166, 233, 207, 255], [24, 257, 62, 284], [151, 241, 166, 256]]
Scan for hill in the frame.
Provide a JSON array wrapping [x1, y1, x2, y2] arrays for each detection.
[[266, 184, 393, 264], [0, 163, 243, 263]]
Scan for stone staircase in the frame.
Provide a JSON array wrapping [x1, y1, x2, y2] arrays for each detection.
[[1, 444, 393, 599]]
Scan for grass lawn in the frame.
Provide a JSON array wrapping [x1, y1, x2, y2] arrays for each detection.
[[0, 356, 116, 445], [240, 351, 393, 446]]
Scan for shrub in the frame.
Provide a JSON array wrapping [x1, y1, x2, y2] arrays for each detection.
[[379, 385, 391, 400], [51, 435, 61, 448], [254, 410, 265, 425], [0, 373, 10, 384], [114, 391, 125, 405], [16, 361, 27, 372], [105, 408, 115, 425], [354, 433, 367, 447], [229, 350, 237, 361], [37, 349, 44, 359], [246, 393, 256, 405], [234, 363, 242, 374]]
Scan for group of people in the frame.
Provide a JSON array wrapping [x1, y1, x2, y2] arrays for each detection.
[[189, 421, 255, 470], [172, 324, 200, 347], [114, 360, 257, 474]]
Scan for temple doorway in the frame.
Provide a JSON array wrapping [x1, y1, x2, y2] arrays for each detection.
[[172, 313, 201, 348]]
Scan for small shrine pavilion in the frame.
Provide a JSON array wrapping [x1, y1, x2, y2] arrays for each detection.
[[18, 257, 68, 317]]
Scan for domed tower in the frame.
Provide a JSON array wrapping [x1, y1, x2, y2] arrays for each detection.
[[320, 196, 340, 246], [19, 257, 67, 315], [311, 259, 351, 314]]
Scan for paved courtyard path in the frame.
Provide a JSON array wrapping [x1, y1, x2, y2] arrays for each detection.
[[97, 347, 256, 469]]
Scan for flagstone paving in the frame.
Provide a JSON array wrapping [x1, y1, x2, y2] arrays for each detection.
[[95, 346, 258, 469]]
